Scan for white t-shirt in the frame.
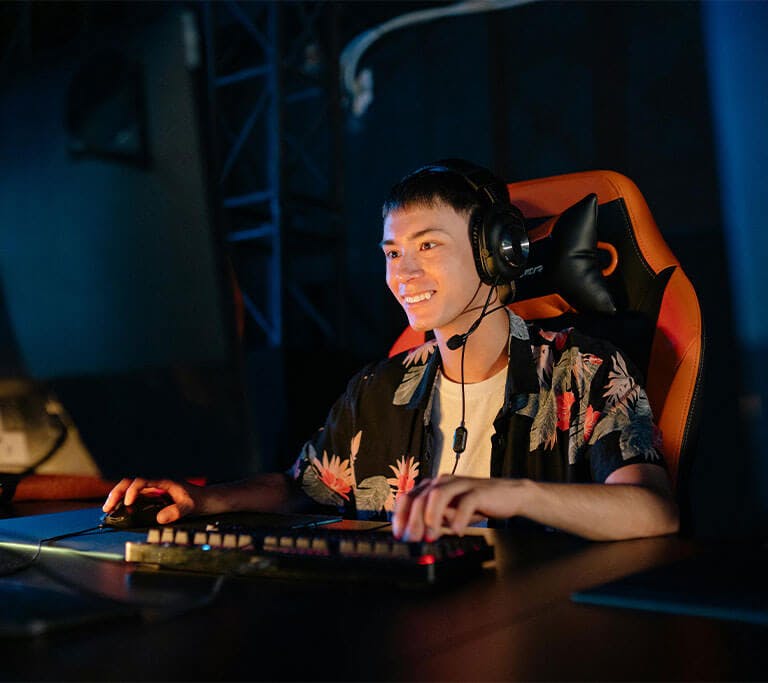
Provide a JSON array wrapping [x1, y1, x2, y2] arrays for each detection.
[[430, 366, 507, 478]]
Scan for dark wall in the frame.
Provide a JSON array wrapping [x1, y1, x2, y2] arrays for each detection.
[[342, 1, 723, 351]]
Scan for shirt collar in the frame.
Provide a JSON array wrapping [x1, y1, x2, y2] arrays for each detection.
[[397, 309, 538, 410]]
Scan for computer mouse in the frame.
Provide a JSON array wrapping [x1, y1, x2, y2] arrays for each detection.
[[101, 493, 173, 529]]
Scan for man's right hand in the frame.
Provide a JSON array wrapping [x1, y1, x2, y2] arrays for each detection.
[[103, 477, 208, 524]]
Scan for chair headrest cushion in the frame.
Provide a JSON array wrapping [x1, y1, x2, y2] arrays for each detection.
[[514, 193, 617, 315]]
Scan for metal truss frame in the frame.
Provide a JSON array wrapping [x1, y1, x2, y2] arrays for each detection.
[[201, 0, 346, 350]]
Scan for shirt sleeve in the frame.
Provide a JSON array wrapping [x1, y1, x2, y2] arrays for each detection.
[[584, 346, 665, 483], [285, 365, 372, 513]]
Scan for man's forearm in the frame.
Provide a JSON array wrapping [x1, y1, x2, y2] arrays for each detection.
[[515, 479, 680, 540], [202, 472, 303, 515]]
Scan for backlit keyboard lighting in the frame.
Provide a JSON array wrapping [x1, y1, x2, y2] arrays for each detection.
[[124, 526, 494, 586]]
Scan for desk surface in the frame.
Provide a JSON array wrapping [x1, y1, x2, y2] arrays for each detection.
[[0, 504, 767, 681]]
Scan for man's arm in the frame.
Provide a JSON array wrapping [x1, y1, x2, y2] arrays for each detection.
[[103, 472, 303, 525], [392, 463, 679, 542], [102, 371, 366, 525]]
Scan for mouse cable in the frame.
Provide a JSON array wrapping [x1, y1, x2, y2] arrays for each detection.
[[0, 525, 103, 577], [0, 525, 228, 618]]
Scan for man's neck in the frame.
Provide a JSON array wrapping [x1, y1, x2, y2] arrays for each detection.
[[434, 308, 510, 383]]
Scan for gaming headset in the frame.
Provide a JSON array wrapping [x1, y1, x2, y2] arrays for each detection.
[[408, 159, 530, 284]]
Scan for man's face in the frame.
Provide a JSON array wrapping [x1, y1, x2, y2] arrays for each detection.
[[382, 201, 486, 336]]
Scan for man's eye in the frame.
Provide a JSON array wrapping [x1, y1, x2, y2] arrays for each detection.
[[420, 241, 437, 251], [384, 250, 399, 260]]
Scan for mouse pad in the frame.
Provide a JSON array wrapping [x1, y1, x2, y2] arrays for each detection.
[[572, 545, 768, 625], [0, 507, 136, 558]]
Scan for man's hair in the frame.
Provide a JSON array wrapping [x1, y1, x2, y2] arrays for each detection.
[[381, 167, 482, 220]]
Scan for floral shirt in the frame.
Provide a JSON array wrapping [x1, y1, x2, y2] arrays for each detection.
[[288, 311, 664, 521]]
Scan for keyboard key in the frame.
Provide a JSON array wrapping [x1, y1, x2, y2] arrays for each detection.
[[356, 540, 373, 555], [311, 537, 329, 554]]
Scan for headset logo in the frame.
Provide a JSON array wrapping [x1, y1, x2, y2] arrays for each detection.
[[519, 264, 544, 279]]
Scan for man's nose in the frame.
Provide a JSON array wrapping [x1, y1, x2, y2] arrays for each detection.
[[395, 252, 423, 281]]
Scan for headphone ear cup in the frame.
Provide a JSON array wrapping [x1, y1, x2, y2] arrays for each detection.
[[411, 159, 528, 284], [469, 208, 495, 285], [474, 204, 529, 283]]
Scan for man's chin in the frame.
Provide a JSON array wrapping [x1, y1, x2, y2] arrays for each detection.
[[406, 317, 432, 333]]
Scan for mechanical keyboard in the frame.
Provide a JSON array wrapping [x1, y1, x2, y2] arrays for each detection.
[[124, 522, 494, 586]]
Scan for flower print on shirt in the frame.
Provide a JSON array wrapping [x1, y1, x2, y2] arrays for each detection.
[[403, 340, 438, 368], [602, 352, 642, 414], [311, 451, 354, 500], [590, 352, 660, 462], [538, 328, 571, 351], [556, 391, 576, 431], [394, 340, 437, 406], [295, 441, 354, 506], [349, 431, 400, 517], [583, 405, 601, 442], [384, 455, 419, 511], [528, 344, 606, 462]]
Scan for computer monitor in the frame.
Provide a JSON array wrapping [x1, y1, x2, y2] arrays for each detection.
[[0, 6, 256, 481]]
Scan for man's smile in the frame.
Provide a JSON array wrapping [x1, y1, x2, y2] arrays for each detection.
[[403, 290, 435, 304]]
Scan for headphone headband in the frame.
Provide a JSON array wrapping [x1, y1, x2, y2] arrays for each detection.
[[409, 159, 529, 285], [411, 158, 511, 207]]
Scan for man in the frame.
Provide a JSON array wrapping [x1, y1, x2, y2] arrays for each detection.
[[104, 160, 679, 541]]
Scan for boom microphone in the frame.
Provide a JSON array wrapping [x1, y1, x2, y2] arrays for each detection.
[[445, 296, 504, 350]]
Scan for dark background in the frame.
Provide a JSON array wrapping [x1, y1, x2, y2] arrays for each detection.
[[2, 1, 766, 538]]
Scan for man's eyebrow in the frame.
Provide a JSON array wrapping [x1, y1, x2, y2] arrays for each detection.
[[378, 227, 450, 248]]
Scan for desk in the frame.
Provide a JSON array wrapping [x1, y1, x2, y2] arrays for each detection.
[[0, 506, 766, 681]]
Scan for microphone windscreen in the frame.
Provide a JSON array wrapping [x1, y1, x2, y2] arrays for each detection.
[[446, 334, 465, 350]]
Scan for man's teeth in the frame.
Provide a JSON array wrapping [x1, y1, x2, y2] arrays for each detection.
[[404, 292, 433, 304]]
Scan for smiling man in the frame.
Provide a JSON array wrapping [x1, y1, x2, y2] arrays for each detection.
[[104, 160, 679, 541]]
